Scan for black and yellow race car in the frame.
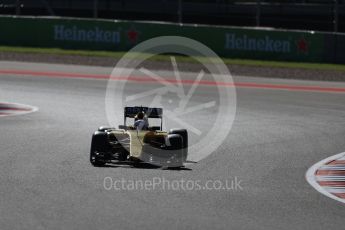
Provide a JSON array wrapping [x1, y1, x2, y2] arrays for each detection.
[[90, 106, 188, 168]]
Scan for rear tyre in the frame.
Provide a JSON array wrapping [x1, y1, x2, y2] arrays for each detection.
[[90, 131, 110, 167]]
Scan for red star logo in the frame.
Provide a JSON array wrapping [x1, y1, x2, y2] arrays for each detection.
[[127, 29, 139, 44], [297, 37, 308, 53]]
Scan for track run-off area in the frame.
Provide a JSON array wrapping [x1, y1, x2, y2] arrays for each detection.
[[0, 61, 344, 230]]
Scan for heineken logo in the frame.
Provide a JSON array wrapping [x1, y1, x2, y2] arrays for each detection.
[[54, 25, 121, 44], [296, 37, 309, 54], [126, 28, 139, 44], [225, 33, 291, 53]]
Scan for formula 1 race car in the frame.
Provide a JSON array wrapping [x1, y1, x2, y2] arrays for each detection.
[[90, 106, 188, 168]]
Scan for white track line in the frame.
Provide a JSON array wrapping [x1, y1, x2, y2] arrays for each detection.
[[319, 165, 345, 170], [316, 176, 345, 181], [306, 152, 345, 204], [0, 102, 38, 117], [324, 187, 345, 193]]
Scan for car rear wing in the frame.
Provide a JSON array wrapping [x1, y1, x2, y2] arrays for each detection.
[[124, 106, 163, 118], [124, 106, 163, 130]]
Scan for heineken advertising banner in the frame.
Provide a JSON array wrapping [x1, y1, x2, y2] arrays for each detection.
[[0, 16, 328, 62]]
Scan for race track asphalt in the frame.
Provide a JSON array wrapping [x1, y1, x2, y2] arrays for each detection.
[[0, 61, 344, 230]]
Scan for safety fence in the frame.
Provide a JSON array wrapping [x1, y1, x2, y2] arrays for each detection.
[[1, 16, 344, 63]]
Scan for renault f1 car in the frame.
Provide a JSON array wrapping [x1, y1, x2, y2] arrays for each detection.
[[90, 106, 188, 168]]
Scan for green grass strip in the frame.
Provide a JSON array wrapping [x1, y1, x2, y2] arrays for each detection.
[[0, 46, 344, 72]]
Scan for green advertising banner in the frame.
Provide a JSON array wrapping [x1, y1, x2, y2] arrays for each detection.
[[0, 16, 326, 62]]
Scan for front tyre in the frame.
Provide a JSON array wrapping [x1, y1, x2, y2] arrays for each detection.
[[90, 131, 109, 167], [98, 126, 116, 132], [169, 129, 188, 162], [165, 134, 184, 167]]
